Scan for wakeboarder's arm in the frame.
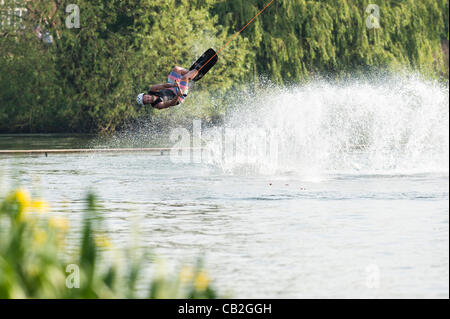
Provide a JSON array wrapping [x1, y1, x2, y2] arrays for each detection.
[[149, 83, 176, 91], [153, 84, 183, 109], [153, 97, 180, 109]]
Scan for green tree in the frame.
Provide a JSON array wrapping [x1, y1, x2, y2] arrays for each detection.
[[0, 0, 448, 133]]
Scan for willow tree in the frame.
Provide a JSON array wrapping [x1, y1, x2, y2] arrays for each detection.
[[211, 0, 449, 82], [0, 0, 448, 133]]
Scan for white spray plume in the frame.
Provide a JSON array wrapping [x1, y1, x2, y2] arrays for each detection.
[[204, 75, 449, 178]]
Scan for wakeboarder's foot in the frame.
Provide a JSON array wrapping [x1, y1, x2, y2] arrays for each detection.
[[190, 69, 200, 80], [183, 69, 199, 81]]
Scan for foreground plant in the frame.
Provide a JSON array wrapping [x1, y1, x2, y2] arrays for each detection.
[[0, 189, 217, 299]]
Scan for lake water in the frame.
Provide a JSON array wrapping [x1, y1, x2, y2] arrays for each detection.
[[1, 77, 448, 298]]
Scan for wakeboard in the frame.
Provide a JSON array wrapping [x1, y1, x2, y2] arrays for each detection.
[[189, 48, 218, 82]]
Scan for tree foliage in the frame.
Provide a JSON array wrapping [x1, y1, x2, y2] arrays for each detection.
[[0, 0, 448, 133]]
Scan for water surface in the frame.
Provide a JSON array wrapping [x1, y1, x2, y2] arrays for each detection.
[[1, 135, 448, 298]]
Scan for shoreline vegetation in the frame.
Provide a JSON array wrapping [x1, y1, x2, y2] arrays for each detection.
[[0, 188, 218, 298], [0, 0, 448, 134]]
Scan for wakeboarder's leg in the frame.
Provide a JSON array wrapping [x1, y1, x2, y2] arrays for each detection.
[[173, 66, 189, 76], [181, 69, 199, 82]]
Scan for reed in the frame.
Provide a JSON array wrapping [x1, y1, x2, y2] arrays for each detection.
[[0, 188, 217, 299]]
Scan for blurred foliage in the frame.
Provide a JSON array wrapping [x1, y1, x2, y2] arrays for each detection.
[[0, 0, 448, 133], [0, 188, 217, 298]]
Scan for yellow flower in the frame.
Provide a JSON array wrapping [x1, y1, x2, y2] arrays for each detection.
[[49, 217, 70, 232], [30, 200, 50, 213], [6, 188, 32, 221], [14, 188, 31, 208], [7, 189, 50, 221], [95, 235, 112, 248], [33, 229, 48, 246], [194, 271, 210, 291], [179, 266, 194, 283]]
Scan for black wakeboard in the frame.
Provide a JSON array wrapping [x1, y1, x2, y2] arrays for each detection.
[[189, 48, 218, 82]]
